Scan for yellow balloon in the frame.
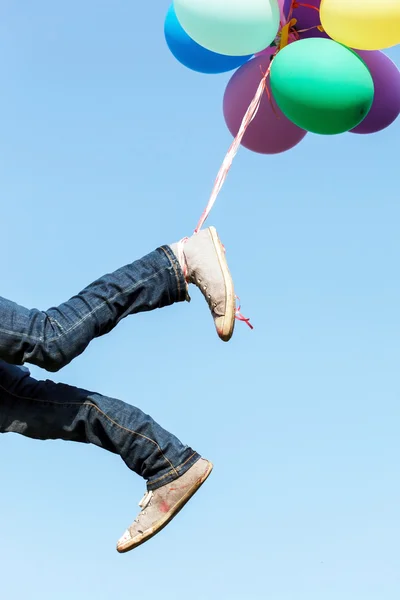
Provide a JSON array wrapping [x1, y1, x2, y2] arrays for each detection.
[[320, 0, 400, 50]]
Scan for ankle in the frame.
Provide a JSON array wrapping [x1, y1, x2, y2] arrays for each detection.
[[170, 239, 189, 280]]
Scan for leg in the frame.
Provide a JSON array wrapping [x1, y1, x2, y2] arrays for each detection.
[[0, 228, 236, 372], [0, 246, 186, 371], [0, 360, 212, 552], [0, 360, 199, 489]]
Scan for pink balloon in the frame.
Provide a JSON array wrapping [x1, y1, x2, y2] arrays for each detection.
[[223, 52, 307, 154], [351, 51, 400, 135]]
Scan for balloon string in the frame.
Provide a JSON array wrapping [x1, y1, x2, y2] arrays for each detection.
[[286, 2, 323, 34], [235, 296, 254, 330], [261, 65, 280, 118], [292, 2, 320, 12], [189, 11, 301, 330], [194, 62, 273, 233], [297, 24, 325, 34], [193, 60, 275, 332]]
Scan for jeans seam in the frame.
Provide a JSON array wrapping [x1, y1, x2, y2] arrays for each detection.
[[48, 315, 66, 334], [0, 381, 179, 477], [0, 266, 168, 345], [160, 246, 185, 301], [148, 452, 198, 486], [43, 266, 169, 341]]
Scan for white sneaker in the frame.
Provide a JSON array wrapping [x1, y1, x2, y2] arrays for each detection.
[[172, 227, 235, 342], [117, 459, 213, 553]]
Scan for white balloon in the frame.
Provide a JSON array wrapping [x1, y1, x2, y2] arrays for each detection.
[[174, 0, 280, 57]]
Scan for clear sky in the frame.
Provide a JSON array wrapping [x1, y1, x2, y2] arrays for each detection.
[[0, 2, 399, 599]]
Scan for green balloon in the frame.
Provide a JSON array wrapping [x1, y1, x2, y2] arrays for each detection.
[[174, 0, 280, 57], [270, 39, 374, 135]]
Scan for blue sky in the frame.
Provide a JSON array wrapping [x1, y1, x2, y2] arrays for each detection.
[[0, 2, 399, 599]]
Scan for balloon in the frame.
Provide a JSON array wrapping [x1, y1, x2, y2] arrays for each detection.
[[270, 39, 374, 135], [351, 51, 400, 134], [174, 0, 280, 57], [164, 5, 252, 74], [320, 0, 400, 51], [283, 0, 328, 39], [255, 0, 294, 57], [223, 52, 307, 154]]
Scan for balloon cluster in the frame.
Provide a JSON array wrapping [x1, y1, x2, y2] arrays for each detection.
[[165, 0, 400, 154]]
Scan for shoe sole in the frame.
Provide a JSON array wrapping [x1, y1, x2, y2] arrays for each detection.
[[117, 460, 214, 554], [208, 226, 235, 342]]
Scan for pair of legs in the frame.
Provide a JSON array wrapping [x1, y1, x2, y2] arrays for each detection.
[[0, 229, 235, 552]]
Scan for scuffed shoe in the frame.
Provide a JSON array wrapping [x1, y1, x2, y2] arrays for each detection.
[[172, 227, 235, 342], [116, 458, 213, 553]]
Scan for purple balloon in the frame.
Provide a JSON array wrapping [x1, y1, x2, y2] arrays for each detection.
[[351, 51, 400, 135], [223, 52, 307, 154], [283, 0, 327, 39]]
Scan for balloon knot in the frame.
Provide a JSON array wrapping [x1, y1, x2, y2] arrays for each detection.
[[277, 19, 297, 49]]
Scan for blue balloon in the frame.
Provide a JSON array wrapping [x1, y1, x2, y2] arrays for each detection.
[[164, 5, 252, 74]]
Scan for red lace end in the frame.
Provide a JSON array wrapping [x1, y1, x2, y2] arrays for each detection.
[[235, 296, 254, 330]]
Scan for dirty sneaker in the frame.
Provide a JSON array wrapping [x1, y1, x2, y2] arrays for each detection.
[[171, 227, 235, 342], [116, 458, 213, 553]]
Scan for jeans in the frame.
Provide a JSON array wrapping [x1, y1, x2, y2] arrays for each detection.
[[0, 246, 200, 490]]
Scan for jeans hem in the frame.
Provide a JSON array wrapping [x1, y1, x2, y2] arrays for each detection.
[[146, 451, 201, 491], [159, 245, 189, 303]]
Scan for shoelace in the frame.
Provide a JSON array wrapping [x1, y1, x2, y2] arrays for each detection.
[[131, 490, 154, 528], [126, 490, 154, 535]]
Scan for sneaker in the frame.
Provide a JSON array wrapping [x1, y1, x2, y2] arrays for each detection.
[[116, 458, 213, 553], [172, 227, 235, 342]]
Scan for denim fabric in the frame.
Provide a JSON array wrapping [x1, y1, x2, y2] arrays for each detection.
[[0, 246, 200, 489], [0, 246, 186, 372]]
